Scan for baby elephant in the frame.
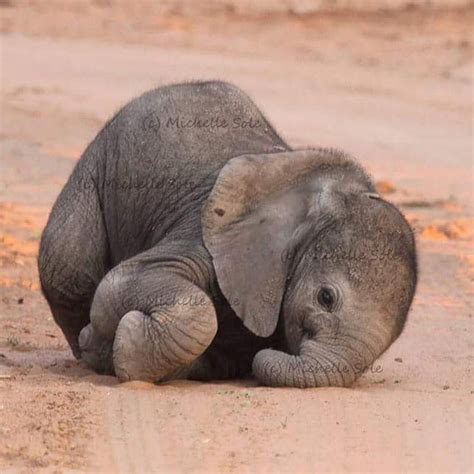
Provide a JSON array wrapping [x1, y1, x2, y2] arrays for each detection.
[[39, 81, 417, 387]]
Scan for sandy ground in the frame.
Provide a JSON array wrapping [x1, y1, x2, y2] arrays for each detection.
[[0, 2, 473, 472]]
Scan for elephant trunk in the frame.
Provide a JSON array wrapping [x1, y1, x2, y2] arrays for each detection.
[[252, 329, 387, 388]]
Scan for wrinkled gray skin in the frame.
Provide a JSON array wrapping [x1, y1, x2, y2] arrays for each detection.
[[38, 81, 417, 387]]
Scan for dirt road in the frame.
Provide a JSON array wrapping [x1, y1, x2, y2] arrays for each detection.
[[1, 3, 473, 472]]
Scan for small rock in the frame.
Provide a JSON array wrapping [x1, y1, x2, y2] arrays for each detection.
[[394, 357, 403, 363], [17, 298, 24, 305]]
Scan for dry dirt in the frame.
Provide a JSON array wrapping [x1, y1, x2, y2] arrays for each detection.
[[0, 2, 473, 472]]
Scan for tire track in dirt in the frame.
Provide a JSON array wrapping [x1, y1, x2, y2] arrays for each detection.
[[107, 388, 154, 473], [100, 378, 473, 473]]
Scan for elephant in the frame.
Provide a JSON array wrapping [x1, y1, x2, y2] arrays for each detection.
[[38, 81, 417, 388]]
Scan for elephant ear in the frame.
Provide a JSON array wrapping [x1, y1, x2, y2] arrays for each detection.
[[202, 149, 370, 337]]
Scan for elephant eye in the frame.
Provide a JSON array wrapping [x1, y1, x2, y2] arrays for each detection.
[[317, 287, 336, 312]]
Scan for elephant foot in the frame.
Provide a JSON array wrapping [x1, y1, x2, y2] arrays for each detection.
[[113, 295, 217, 383], [78, 323, 114, 375]]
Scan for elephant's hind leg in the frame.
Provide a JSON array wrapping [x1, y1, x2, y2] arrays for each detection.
[[39, 174, 108, 358], [80, 259, 218, 382]]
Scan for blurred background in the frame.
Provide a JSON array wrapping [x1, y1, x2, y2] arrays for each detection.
[[2, 0, 472, 204], [0, 1, 472, 472]]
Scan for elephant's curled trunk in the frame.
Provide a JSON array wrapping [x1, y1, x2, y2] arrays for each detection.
[[252, 329, 389, 388]]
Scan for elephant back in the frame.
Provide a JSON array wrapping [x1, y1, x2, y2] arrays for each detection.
[[84, 81, 289, 264]]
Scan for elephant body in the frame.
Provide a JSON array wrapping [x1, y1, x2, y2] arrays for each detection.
[[39, 81, 417, 387], [39, 82, 287, 379]]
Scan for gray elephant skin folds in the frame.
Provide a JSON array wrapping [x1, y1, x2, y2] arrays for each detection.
[[38, 81, 417, 388]]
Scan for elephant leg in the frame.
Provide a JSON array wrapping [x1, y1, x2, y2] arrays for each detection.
[[39, 178, 108, 358], [79, 258, 218, 382], [78, 258, 139, 374]]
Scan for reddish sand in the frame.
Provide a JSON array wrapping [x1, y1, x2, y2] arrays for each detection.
[[1, 2, 472, 472]]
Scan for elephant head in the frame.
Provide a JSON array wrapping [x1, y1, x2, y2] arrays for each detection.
[[202, 149, 417, 388]]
